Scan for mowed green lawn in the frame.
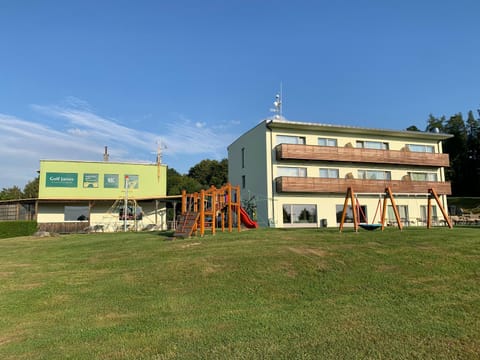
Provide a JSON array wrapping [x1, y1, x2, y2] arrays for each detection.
[[0, 227, 479, 359]]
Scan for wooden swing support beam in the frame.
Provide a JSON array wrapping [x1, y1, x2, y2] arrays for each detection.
[[381, 187, 403, 231], [427, 188, 453, 229]]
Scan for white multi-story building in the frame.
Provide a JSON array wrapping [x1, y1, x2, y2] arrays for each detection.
[[228, 119, 452, 228]]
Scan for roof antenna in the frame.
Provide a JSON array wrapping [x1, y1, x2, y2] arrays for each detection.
[[270, 82, 284, 120], [103, 146, 109, 161], [153, 141, 167, 181], [154, 140, 167, 165]]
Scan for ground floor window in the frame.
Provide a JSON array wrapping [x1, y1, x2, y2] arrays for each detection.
[[336, 205, 367, 223], [420, 205, 438, 223], [64, 206, 89, 221], [387, 205, 409, 225], [283, 204, 317, 224]]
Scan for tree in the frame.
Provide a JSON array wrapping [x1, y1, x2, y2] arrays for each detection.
[[406, 125, 421, 131], [465, 110, 480, 195], [466, 110, 480, 160], [188, 159, 228, 189], [0, 186, 23, 200], [23, 176, 39, 198], [166, 168, 202, 195], [442, 113, 468, 195], [425, 114, 445, 132]]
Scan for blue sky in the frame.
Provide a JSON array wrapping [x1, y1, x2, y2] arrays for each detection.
[[1, 0, 480, 189]]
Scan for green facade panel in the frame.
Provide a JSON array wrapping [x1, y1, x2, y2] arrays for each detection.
[[45, 172, 78, 187], [39, 160, 167, 200]]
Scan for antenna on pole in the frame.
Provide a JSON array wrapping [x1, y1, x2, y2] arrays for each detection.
[[156, 141, 162, 165], [153, 141, 167, 181], [152, 141, 167, 165], [269, 82, 284, 120], [103, 146, 109, 161]]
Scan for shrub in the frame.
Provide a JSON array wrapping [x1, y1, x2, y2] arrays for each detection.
[[0, 221, 37, 239]]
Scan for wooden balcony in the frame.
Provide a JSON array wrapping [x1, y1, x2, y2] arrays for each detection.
[[275, 177, 452, 195], [275, 144, 450, 167]]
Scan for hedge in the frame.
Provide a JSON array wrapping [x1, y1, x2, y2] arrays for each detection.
[[0, 221, 38, 239]]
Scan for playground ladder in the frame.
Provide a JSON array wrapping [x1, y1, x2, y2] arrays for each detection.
[[174, 211, 200, 238]]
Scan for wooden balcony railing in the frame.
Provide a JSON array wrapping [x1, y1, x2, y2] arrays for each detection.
[[275, 144, 450, 167], [275, 177, 452, 195]]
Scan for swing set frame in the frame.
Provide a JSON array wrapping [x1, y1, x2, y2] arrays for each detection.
[[339, 187, 453, 232]]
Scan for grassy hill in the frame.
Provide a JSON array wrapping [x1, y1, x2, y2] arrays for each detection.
[[1, 228, 479, 359]]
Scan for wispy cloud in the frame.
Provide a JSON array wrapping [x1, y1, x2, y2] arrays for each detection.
[[0, 100, 240, 188], [162, 116, 236, 158]]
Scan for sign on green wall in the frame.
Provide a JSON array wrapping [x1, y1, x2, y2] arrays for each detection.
[[126, 174, 139, 189], [46, 172, 78, 187], [104, 174, 119, 188], [83, 173, 99, 188]]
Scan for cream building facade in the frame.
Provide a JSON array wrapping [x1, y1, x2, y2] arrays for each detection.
[[228, 119, 452, 228], [37, 160, 168, 232]]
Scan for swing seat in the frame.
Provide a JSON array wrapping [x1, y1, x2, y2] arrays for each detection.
[[359, 223, 382, 231]]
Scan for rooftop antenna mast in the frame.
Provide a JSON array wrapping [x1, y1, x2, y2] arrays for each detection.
[[156, 141, 163, 165], [103, 146, 109, 161], [154, 141, 167, 181], [270, 82, 283, 119]]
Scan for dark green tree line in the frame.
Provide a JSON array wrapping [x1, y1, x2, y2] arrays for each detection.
[[187, 159, 228, 189], [166, 158, 228, 196], [420, 110, 480, 196], [0, 177, 39, 200]]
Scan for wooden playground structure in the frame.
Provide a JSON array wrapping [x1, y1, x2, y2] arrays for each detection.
[[339, 187, 453, 232], [174, 183, 257, 238]]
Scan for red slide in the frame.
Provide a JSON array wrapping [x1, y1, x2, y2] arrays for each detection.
[[239, 207, 258, 228]]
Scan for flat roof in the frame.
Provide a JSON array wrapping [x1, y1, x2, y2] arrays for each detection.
[[265, 118, 453, 141], [39, 159, 166, 166]]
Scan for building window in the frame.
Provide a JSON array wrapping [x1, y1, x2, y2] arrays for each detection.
[[318, 138, 337, 147], [420, 205, 438, 224], [242, 175, 246, 189], [277, 167, 307, 177], [64, 206, 89, 221], [407, 144, 435, 153], [387, 205, 409, 225], [408, 172, 438, 181], [241, 147, 245, 168], [356, 141, 389, 150], [276, 135, 306, 145], [319, 168, 339, 178], [283, 204, 317, 224], [358, 170, 391, 180], [335, 205, 367, 223]]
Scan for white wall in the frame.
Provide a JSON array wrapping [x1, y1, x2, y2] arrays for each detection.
[[228, 121, 270, 226], [37, 200, 167, 232]]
